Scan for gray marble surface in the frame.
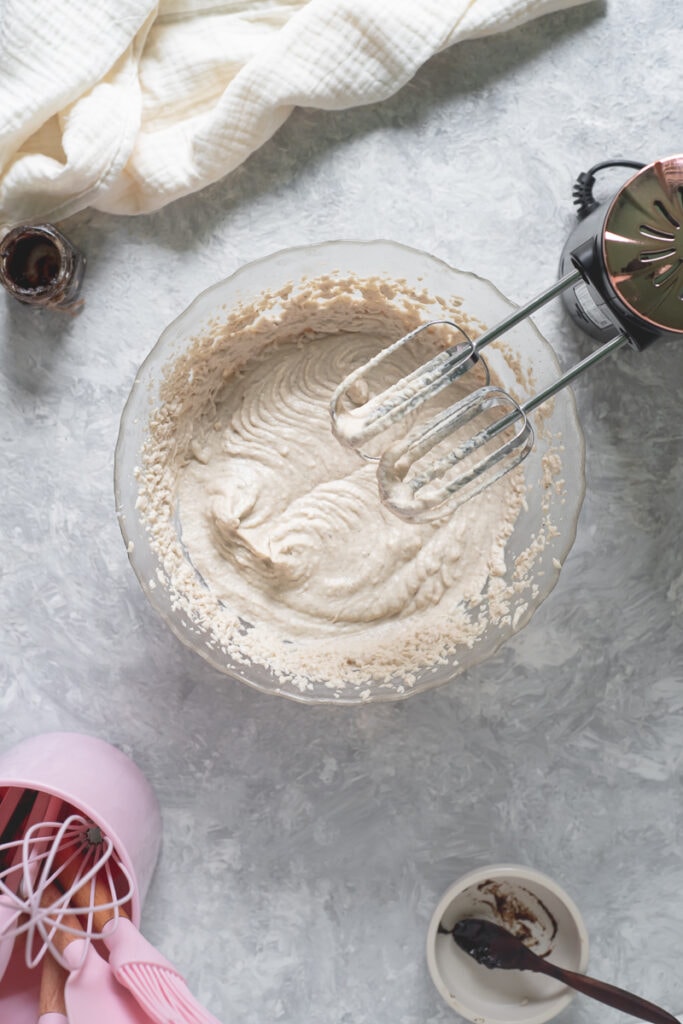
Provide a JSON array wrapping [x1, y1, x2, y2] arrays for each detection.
[[3, 1, 683, 1021]]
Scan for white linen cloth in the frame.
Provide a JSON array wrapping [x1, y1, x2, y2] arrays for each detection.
[[0, 0, 589, 225]]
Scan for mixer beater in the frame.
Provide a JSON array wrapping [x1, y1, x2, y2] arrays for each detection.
[[330, 155, 683, 521]]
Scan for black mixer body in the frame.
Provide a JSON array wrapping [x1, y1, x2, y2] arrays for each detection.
[[559, 154, 683, 352]]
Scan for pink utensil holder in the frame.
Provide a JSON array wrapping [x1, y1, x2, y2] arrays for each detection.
[[0, 732, 162, 1023]]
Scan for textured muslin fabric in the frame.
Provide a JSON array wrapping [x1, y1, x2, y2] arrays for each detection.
[[0, 0, 589, 224]]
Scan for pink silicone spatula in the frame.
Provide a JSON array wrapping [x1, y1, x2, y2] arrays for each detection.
[[43, 886, 153, 1024], [58, 859, 222, 1024]]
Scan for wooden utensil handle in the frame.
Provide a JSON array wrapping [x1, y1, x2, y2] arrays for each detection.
[[539, 960, 679, 1024], [39, 883, 82, 956], [39, 949, 68, 1016]]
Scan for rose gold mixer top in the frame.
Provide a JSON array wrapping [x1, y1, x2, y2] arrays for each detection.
[[330, 155, 683, 522]]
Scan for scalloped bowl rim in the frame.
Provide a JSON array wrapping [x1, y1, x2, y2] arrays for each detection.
[[114, 238, 586, 705]]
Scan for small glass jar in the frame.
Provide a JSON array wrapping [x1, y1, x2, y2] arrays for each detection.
[[0, 223, 86, 310]]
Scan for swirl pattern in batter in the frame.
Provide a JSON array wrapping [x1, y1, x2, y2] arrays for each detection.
[[176, 325, 524, 639]]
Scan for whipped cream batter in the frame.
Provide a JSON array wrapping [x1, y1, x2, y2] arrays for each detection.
[[178, 329, 522, 636], [137, 273, 562, 697]]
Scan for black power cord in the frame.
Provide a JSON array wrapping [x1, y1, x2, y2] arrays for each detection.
[[572, 158, 646, 219]]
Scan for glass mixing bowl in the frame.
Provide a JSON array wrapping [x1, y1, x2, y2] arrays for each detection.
[[114, 240, 585, 705]]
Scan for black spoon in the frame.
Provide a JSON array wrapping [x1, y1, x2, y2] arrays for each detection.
[[443, 918, 678, 1024]]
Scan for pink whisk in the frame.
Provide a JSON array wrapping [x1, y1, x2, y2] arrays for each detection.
[[0, 790, 63, 981], [6, 811, 134, 973]]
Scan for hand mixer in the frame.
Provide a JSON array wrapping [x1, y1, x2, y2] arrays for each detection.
[[330, 154, 683, 521]]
